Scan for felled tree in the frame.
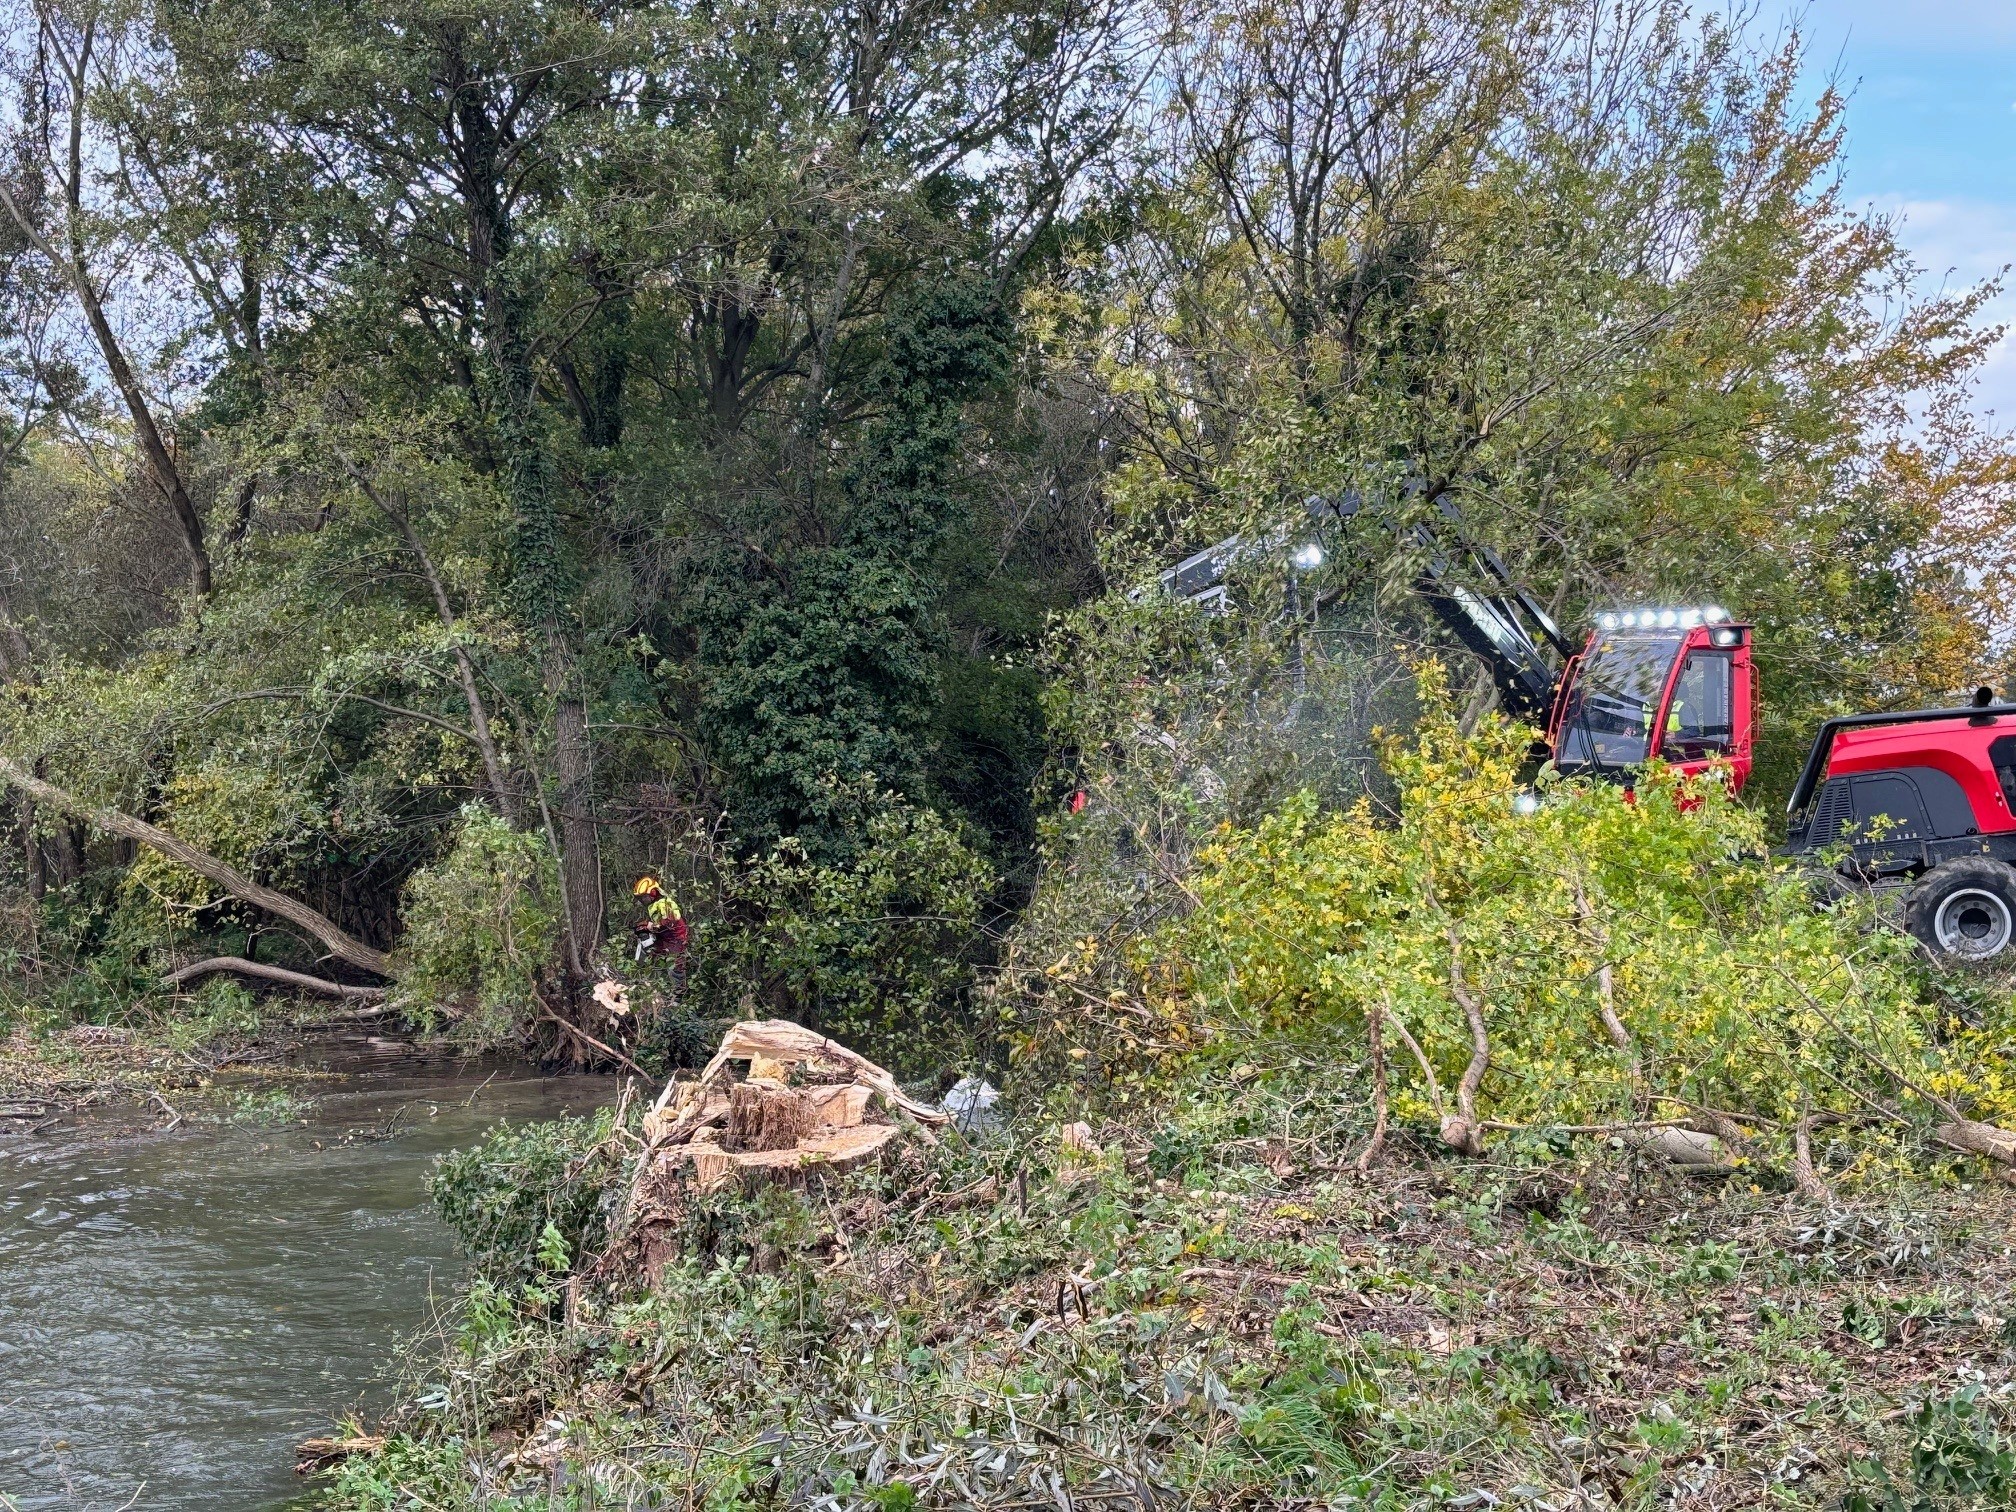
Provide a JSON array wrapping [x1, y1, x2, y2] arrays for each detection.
[[1155, 666, 2016, 1191]]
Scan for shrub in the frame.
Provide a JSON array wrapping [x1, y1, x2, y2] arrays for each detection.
[[1100, 665, 2009, 1180], [393, 805, 560, 1041], [428, 1110, 624, 1286]]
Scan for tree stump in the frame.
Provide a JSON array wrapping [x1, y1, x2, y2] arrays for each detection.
[[727, 1080, 813, 1152]]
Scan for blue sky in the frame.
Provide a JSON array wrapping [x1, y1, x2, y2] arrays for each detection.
[[1794, 0, 2016, 421]]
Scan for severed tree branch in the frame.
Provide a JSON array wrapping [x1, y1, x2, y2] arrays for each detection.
[[1442, 922, 1491, 1156], [1357, 998, 1390, 1172], [0, 755, 391, 976], [164, 956, 386, 1000], [1573, 875, 1641, 1100]]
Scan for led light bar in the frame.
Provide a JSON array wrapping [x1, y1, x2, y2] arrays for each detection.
[[1596, 605, 1734, 632]]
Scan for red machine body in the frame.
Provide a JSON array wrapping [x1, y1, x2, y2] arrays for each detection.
[[1782, 695, 2016, 960], [1784, 702, 2016, 871], [1544, 619, 1758, 794]]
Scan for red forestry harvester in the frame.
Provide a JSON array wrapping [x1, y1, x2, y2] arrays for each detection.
[[1781, 692, 2016, 961], [1166, 487, 2016, 962]]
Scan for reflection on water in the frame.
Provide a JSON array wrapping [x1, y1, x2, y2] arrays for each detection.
[[0, 1039, 613, 1511]]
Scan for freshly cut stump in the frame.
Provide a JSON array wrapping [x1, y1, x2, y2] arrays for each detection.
[[611, 1019, 952, 1275], [728, 1080, 813, 1152], [681, 1123, 900, 1192]]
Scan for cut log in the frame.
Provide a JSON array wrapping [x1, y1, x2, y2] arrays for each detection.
[[1438, 1114, 1484, 1157], [1631, 1127, 1729, 1168], [1935, 1119, 2016, 1166], [0, 757, 391, 977], [295, 1435, 385, 1474], [164, 956, 386, 1000]]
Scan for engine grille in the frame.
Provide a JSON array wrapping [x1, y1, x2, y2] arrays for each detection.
[[1807, 778, 1854, 846]]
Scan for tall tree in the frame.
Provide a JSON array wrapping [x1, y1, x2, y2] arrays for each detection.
[[0, 0, 212, 595]]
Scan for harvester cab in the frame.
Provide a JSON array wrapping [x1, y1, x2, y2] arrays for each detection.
[[1162, 486, 1758, 796], [1545, 610, 1757, 794], [1323, 487, 1757, 795]]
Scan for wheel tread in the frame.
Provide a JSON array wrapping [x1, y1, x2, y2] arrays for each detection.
[[1904, 856, 2016, 961]]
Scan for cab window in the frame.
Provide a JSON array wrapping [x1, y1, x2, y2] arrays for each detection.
[[1554, 631, 1685, 769], [1661, 651, 1733, 760]]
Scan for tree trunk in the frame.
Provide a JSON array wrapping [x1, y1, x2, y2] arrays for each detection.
[[165, 956, 386, 999], [0, 20, 211, 598], [443, 29, 599, 989], [1441, 923, 1492, 1156], [551, 666, 602, 976], [45, 818, 84, 886], [18, 796, 43, 902], [339, 458, 520, 822], [70, 271, 211, 596], [0, 756, 391, 976]]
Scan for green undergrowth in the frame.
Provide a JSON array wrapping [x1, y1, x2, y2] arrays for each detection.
[[329, 1056, 2016, 1510], [0, 975, 374, 1117]]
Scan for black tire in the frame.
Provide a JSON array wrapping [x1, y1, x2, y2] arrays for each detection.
[[1904, 857, 2016, 962]]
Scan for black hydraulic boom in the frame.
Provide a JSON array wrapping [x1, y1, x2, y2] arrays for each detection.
[[1155, 481, 1572, 723]]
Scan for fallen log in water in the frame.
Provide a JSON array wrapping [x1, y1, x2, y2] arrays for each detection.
[[164, 956, 387, 1000], [296, 1434, 386, 1474], [0, 757, 392, 977]]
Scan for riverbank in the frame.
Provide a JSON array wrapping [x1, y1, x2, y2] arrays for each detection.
[[327, 1052, 2016, 1509], [0, 1000, 419, 1134]]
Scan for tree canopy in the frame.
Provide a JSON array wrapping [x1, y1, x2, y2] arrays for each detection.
[[0, 0, 2007, 1065]]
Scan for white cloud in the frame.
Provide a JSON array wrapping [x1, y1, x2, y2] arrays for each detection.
[[1865, 196, 2016, 424]]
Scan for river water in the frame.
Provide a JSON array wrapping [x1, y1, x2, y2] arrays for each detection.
[[0, 1041, 613, 1511]]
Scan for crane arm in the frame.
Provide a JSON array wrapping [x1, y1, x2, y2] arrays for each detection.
[[1153, 484, 1572, 725]]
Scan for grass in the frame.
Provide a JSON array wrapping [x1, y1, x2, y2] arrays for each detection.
[[326, 1054, 2016, 1510]]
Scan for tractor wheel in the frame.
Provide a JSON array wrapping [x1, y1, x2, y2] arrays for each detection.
[[1904, 857, 2016, 962]]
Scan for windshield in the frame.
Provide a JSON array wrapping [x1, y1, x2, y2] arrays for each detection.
[[1555, 631, 1684, 769]]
